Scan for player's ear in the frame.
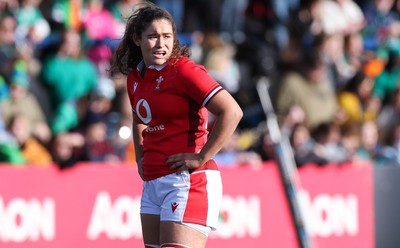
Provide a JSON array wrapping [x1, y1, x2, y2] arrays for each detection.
[[133, 35, 140, 47]]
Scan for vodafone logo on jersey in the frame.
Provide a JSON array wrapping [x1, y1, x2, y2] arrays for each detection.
[[136, 99, 165, 132], [136, 99, 151, 124]]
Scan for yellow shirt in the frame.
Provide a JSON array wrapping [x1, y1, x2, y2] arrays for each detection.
[[338, 91, 376, 125]]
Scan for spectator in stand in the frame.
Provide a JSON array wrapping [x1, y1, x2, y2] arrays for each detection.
[[0, 0, 18, 11], [201, 31, 241, 95], [317, 32, 359, 90], [377, 85, 400, 140], [252, 129, 277, 162], [181, 0, 222, 33], [343, 31, 367, 73], [311, 0, 349, 36], [311, 121, 348, 164], [275, 49, 338, 131], [49, 0, 84, 31], [371, 49, 400, 107], [336, 71, 378, 128], [378, 121, 400, 166], [40, 29, 98, 134], [283, 0, 363, 67], [283, 0, 316, 65], [361, 0, 400, 51], [7, 114, 52, 166], [389, 0, 400, 51], [87, 43, 113, 76], [356, 120, 384, 164], [311, 0, 365, 36], [1, 59, 51, 144], [80, 110, 121, 163], [86, 76, 116, 117], [340, 122, 366, 164], [0, 108, 26, 165], [49, 131, 85, 169], [280, 104, 306, 138], [82, 0, 123, 42], [290, 122, 328, 166], [219, 0, 249, 43], [0, 14, 18, 81], [77, 76, 129, 163], [336, 0, 366, 77], [15, 0, 51, 48], [336, 0, 366, 34], [0, 76, 9, 100], [239, 0, 279, 75], [270, 0, 300, 51], [108, 0, 144, 24]]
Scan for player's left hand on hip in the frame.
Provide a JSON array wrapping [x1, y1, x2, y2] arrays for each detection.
[[166, 153, 204, 174]]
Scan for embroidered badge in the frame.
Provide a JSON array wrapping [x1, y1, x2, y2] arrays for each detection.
[[155, 76, 164, 90]]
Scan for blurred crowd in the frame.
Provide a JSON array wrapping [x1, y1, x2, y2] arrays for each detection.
[[0, 0, 400, 169]]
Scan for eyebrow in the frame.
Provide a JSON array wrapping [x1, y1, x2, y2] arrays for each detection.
[[146, 32, 173, 37]]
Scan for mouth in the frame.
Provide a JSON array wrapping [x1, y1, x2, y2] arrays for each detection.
[[153, 51, 166, 58]]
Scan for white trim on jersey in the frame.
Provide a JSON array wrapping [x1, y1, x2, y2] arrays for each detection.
[[202, 86, 223, 106]]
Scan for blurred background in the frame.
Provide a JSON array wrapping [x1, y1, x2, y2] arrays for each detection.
[[0, 0, 399, 169], [0, 0, 400, 247]]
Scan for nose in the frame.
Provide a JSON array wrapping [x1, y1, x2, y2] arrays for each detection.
[[156, 36, 165, 47]]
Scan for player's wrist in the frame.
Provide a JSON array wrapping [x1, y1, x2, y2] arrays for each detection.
[[197, 152, 210, 165]]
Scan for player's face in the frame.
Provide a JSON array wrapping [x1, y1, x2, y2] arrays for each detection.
[[136, 19, 174, 67]]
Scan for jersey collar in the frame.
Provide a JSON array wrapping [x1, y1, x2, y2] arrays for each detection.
[[136, 60, 168, 72]]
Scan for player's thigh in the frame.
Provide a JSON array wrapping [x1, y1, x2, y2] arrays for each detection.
[[141, 213, 161, 245], [160, 221, 208, 248]]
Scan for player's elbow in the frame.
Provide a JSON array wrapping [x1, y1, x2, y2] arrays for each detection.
[[230, 105, 243, 125]]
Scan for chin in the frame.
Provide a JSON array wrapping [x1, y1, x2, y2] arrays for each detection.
[[152, 59, 168, 66]]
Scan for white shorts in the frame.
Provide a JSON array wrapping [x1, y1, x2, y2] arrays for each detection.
[[140, 169, 223, 231]]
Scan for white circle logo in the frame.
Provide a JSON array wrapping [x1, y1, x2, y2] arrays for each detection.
[[136, 99, 152, 124]]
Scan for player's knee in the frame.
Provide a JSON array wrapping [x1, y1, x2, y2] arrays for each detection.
[[160, 243, 190, 248]]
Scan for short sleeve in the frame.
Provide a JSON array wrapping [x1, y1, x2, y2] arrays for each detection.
[[176, 59, 223, 106], [126, 71, 137, 113]]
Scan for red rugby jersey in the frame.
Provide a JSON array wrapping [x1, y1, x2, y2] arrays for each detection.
[[127, 57, 223, 181]]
